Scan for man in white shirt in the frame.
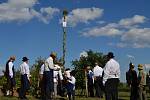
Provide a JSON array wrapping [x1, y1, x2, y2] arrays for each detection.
[[5, 56, 16, 96], [19, 57, 30, 99], [93, 62, 104, 98], [42, 52, 59, 100], [103, 52, 120, 100]]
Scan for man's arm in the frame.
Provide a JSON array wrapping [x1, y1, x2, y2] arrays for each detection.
[[103, 63, 110, 85], [25, 64, 30, 80]]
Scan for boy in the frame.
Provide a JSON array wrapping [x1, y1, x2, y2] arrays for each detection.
[[65, 70, 76, 100]]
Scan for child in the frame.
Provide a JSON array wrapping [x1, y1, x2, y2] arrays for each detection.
[[66, 70, 76, 100]]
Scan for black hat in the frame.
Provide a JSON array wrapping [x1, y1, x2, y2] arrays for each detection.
[[65, 68, 70, 71], [107, 52, 115, 58], [22, 57, 29, 61], [129, 62, 134, 68]]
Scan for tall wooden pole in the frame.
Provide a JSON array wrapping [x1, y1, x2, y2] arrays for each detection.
[[62, 10, 68, 69]]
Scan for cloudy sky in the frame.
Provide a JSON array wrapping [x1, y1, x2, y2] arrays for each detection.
[[0, 0, 150, 81]]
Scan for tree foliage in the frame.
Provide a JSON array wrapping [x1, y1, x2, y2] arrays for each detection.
[[71, 50, 107, 89], [29, 57, 45, 96]]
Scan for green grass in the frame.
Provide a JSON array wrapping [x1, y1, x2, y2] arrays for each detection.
[[0, 92, 150, 100]]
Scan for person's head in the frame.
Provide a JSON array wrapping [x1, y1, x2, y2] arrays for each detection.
[[87, 66, 91, 69], [9, 56, 16, 62], [129, 62, 134, 69], [138, 64, 143, 71], [50, 52, 57, 59], [64, 68, 71, 77], [95, 62, 99, 66], [106, 52, 115, 60], [65, 68, 70, 72], [22, 57, 29, 63], [86, 66, 91, 71]]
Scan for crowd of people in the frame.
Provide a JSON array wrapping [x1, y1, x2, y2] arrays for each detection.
[[4, 52, 76, 100], [126, 62, 150, 100], [86, 52, 120, 100], [4, 51, 149, 100]]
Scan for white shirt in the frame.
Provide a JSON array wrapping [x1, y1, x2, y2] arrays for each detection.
[[103, 58, 120, 84], [93, 65, 103, 77], [8, 61, 14, 78], [68, 76, 76, 90], [20, 62, 30, 79], [39, 64, 45, 75], [53, 65, 63, 82], [44, 56, 57, 71]]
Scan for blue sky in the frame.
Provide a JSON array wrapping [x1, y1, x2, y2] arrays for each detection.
[[0, 0, 150, 82]]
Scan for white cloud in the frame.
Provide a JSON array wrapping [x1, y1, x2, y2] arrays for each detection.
[[81, 14, 150, 48], [33, 7, 60, 24], [121, 28, 150, 47], [67, 7, 104, 27], [0, 0, 60, 23], [81, 23, 122, 37], [127, 54, 135, 59], [119, 15, 147, 27], [116, 43, 127, 48], [8, 0, 37, 8], [0, 1, 34, 22], [97, 21, 105, 24]]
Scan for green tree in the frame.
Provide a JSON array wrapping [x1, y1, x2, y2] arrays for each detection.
[[71, 50, 107, 89], [29, 57, 45, 96]]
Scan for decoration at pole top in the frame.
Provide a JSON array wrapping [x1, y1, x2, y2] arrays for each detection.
[[62, 9, 68, 28], [63, 9, 68, 16]]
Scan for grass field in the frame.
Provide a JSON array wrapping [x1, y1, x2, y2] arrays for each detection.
[[1, 92, 150, 100]]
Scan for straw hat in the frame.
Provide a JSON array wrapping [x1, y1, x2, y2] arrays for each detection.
[[138, 64, 143, 70], [50, 52, 57, 57]]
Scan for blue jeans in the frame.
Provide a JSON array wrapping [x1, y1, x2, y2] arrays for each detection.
[[19, 74, 30, 98]]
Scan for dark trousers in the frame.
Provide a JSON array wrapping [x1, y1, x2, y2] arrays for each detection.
[[6, 76, 15, 89], [105, 78, 119, 100], [57, 80, 63, 96], [43, 70, 54, 100], [68, 90, 75, 100], [39, 77, 45, 99], [6, 76, 16, 95], [88, 78, 94, 97], [19, 74, 30, 98], [94, 77, 103, 98], [130, 86, 138, 100], [66, 83, 75, 100]]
